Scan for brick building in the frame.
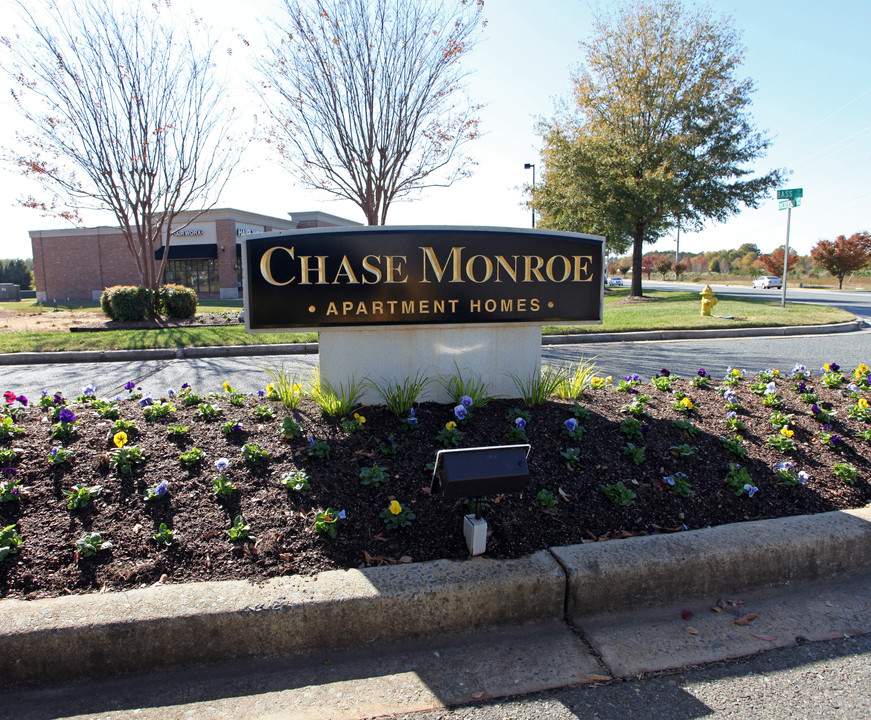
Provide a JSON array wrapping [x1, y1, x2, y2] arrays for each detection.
[[29, 208, 359, 302]]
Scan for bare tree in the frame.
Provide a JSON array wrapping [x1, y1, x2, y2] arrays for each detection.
[[256, 0, 484, 225], [1, 0, 243, 290]]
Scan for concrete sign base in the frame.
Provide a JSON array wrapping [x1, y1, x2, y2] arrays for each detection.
[[319, 323, 542, 405]]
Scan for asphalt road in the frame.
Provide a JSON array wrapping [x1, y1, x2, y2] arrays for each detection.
[[2, 326, 870, 399]]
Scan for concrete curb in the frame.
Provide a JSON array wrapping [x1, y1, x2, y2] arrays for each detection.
[[0, 321, 861, 366], [2, 551, 564, 686], [3, 507, 870, 687], [551, 506, 871, 622]]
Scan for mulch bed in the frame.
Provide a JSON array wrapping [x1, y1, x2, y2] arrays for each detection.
[[69, 311, 243, 332], [1, 366, 870, 600]]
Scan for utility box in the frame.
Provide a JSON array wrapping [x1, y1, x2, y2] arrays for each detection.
[[0, 284, 21, 301], [431, 445, 530, 500]]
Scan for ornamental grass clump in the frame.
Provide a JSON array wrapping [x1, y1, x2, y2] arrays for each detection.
[[368, 372, 429, 415], [553, 358, 598, 400], [437, 364, 493, 409]]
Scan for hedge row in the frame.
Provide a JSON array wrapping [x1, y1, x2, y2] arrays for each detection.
[[100, 284, 198, 321]]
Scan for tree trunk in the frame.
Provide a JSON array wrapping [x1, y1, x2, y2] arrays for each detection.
[[631, 223, 645, 297], [839, 275, 844, 290]]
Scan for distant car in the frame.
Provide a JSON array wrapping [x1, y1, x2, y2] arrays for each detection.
[[607, 277, 624, 287], [752, 275, 782, 289]]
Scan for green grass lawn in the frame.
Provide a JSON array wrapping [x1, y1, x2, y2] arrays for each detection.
[[0, 290, 854, 353]]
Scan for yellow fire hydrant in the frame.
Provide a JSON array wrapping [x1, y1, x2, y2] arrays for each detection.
[[700, 285, 718, 316]]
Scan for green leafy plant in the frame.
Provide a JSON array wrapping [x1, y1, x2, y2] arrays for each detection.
[[668, 443, 696, 457], [437, 363, 494, 408], [144, 481, 169, 501], [0, 524, 23, 561], [720, 435, 748, 457], [75, 531, 112, 558], [832, 462, 858, 485], [167, 424, 190, 438], [506, 417, 529, 442], [227, 393, 245, 408], [0, 448, 18, 465], [847, 402, 871, 423], [652, 375, 673, 391], [48, 445, 75, 466], [622, 442, 646, 465], [179, 447, 205, 467], [619, 398, 649, 418], [63, 484, 102, 509], [282, 415, 303, 440], [672, 419, 698, 436], [252, 404, 276, 421], [306, 437, 332, 459], [507, 366, 563, 406], [436, 421, 462, 448], [723, 463, 756, 496], [260, 363, 305, 409], [281, 470, 310, 493], [111, 418, 138, 435], [663, 472, 694, 497], [241, 443, 269, 465], [196, 402, 222, 420], [379, 433, 399, 455], [183, 391, 203, 406], [620, 417, 644, 441], [359, 463, 389, 487], [212, 473, 236, 497], [601, 481, 636, 508], [220, 420, 245, 435], [380, 500, 415, 530], [143, 400, 176, 420], [340, 412, 367, 433], [535, 489, 559, 508], [314, 508, 344, 538], [109, 446, 145, 475], [92, 398, 120, 419], [561, 447, 581, 468], [306, 370, 366, 417], [153, 522, 176, 547], [762, 392, 783, 408], [226, 515, 252, 541], [0, 475, 27, 502], [553, 358, 598, 400], [368, 372, 430, 415], [768, 412, 794, 430]]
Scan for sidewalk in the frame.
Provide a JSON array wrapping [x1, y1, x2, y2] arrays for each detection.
[[3, 507, 870, 719]]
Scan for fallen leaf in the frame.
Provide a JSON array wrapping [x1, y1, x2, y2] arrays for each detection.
[[684, 626, 700, 635], [580, 674, 611, 682], [558, 488, 570, 501], [585, 529, 599, 541], [471, 692, 484, 700], [399, 556, 413, 563], [681, 610, 693, 620], [750, 634, 777, 642], [710, 606, 723, 613], [421, 487, 431, 494], [372, 534, 387, 542], [734, 613, 760, 626]]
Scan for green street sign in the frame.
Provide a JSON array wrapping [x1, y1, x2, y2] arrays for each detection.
[[777, 188, 803, 200], [779, 198, 801, 210]]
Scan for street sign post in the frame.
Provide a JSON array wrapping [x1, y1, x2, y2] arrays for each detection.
[[776, 188, 803, 308]]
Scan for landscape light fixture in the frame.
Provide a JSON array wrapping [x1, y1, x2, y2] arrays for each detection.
[[431, 444, 530, 556], [524, 163, 536, 228]]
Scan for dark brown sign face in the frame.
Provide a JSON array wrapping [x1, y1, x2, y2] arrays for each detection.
[[243, 226, 604, 330]]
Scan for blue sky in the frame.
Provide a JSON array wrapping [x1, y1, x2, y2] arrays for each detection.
[[1, 0, 868, 260]]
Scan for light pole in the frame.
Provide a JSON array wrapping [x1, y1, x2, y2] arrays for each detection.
[[524, 163, 535, 228]]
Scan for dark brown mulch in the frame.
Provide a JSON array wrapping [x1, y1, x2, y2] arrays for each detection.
[[1, 371, 869, 600], [70, 311, 243, 332]]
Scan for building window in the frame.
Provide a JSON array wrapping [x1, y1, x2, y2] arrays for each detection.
[[163, 259, 219, 293]]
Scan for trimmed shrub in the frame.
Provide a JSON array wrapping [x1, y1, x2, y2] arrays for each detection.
[[100, 286, 154, 321], [156, 284, 197, 319]]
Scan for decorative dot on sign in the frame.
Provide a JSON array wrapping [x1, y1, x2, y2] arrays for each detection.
[[548, 302, 554, 308], [308, 306, 316, 313]]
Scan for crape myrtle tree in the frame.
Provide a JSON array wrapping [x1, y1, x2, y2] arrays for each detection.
[[760, 246, 799, 277], [0, 0, 243, 290], [533, 0, 784, 297], [811, 232, 871, 289], [256, 0, 485, 225]]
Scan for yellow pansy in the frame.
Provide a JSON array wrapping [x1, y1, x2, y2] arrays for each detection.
[[389, 500, 402, 515], [680, 397, 694, 409], [445, 421, 457, 431], [772, 369, 780, 376], [292, 383, 301, 394], [354, 412, 366, 425], [605, 376, 613, 383], [780, 427, 794, 438], [858, 398, 869, 409], [113, 431, 127, 448], [223, 381, 231, 392], [824, 363, 831, 372], [856, 364, 869, 376], [731, 368, 740, 376], [266, 383, 275, 394]]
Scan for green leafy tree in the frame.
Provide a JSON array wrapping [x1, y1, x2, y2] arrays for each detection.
[[811, 232, 871, 289], [256, 0, 484, 225], [533, 0, 784, 296], [0, 259, 33, 289]]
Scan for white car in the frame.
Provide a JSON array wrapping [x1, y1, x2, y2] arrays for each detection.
[[752, 276, 782, 289], [606, 277, 624, 287]]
